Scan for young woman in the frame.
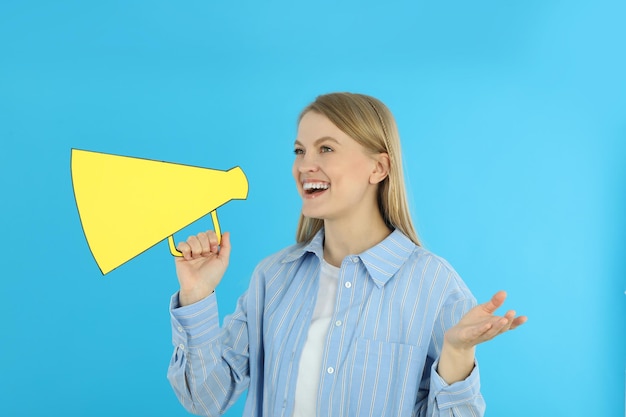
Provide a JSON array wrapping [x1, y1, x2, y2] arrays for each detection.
[[167, 92, 526, 416]]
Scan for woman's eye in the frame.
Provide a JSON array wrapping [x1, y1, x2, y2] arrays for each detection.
[[320, 146, 333, 153], [294, 148, 304, 155]]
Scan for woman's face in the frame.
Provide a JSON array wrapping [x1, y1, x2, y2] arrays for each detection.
[[292, 111, 385, 223]]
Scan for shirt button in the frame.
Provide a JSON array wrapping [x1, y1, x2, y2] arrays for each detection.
[[178, 344, 185, 351], [344, 282, 352, 288], [177, 326, 183, 332], [335, 320, 342, 326], [351, 257, 358, 263], [327, 367, 335, 374]]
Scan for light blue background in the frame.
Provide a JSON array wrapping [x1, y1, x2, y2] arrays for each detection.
[[1, 1, 624, 416]]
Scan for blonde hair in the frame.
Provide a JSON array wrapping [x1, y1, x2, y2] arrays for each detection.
[[295, 92, 421, 246]]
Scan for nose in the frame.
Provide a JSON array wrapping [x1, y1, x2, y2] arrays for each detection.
[[294, 152, 319, 173]]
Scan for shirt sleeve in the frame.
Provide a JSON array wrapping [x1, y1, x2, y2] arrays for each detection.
[[420, 287, 487, 416], [428, 358, 485, 415], [167, 290, 251, 416]]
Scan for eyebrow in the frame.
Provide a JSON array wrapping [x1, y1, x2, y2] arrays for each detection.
[[294, 136, 340, 147]]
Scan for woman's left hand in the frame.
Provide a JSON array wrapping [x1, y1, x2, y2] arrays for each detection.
[[444, 290, 527, 351]]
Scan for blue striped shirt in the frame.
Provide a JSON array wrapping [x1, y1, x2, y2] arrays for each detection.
[[168, 229, 486, 416]]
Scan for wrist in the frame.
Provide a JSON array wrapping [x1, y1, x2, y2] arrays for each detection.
[[179, 287, 214, 307], [438, 341, 475, 385], [442, 337, 475, 355]]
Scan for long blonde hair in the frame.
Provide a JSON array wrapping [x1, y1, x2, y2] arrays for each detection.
[[295, 92, 421, 246]]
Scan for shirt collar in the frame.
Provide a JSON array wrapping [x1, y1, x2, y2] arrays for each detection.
[[282, 228, 417, 288], [282, 229, 325, 263]]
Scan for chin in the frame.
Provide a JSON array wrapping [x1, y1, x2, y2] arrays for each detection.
[[301, 210, 324, 220], [300, 206, 328, 220]]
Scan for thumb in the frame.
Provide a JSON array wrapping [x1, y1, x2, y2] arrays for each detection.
[[482, 290, 507, 314], [218, 231, 232, 262]]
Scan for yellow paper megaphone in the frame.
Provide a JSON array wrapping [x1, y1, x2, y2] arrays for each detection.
[[71, 149, 248, 274]]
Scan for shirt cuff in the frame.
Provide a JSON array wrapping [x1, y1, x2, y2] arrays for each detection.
[[170, 292, 220, 348], [430, 359, 482, 410]]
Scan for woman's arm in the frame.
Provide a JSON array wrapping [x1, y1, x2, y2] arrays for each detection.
[[168, 230, 252, 415], [438, 290, 527, 384], [416, 290, 526, 416], [168, 291, 251, 416]]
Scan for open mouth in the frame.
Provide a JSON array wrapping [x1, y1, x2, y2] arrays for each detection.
[[303, 182, 330, 195]]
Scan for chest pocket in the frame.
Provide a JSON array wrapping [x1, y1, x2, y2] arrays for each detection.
[[341, 338, 426, 416]]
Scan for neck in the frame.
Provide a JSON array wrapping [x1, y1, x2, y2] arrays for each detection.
[[322, 213, 392, 267]]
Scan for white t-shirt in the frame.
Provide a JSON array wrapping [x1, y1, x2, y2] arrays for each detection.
[[292, 259, 340, 417]]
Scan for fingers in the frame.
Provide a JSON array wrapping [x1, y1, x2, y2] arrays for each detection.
[[469, 318, 511, 344], [483, 311, 527, 340], [195, 232, 210, 255], [449, 292, 527, 348], [480, 291, 528, 332], [509, 315, 528, 331], [467, 309, 517, 340], [488, 296, 528, 333], [176, 230, 225, 261]]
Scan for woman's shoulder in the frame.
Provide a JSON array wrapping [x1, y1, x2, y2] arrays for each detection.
[[253, 241, 311, 274], [403, 245, 475, 301], [408, 245, 459, 275], [382, 230, 458, 274]]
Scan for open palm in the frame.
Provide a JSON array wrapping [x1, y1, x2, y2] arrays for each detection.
[[444, 290, 527, 350]]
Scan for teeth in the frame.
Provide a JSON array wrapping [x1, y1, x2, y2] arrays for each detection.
[[303, 182, 329, 191]]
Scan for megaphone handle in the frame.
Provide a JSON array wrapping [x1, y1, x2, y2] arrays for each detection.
[[211, 210, 222, 245], [168, 236, 184, 257], [168, 210, 222, 257]]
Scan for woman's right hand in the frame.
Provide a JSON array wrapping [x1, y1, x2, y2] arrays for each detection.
[[174, 230, 231, 306]]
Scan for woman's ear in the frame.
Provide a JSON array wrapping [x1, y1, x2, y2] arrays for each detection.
[[369, 153, 390, 184]]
